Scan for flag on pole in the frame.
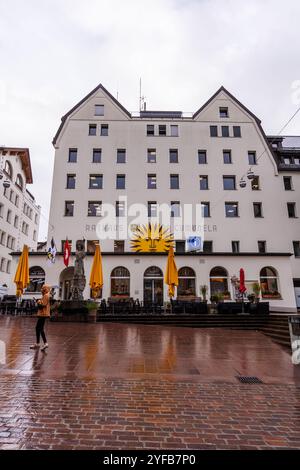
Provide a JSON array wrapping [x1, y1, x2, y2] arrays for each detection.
[[47, 237, 57, 264], [63, 239, 71, 267]]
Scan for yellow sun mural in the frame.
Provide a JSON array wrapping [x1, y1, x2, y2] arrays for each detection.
[[131, 223, 174, 252]]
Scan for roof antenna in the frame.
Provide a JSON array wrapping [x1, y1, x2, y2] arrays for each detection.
[[139, 77, 146, 112]]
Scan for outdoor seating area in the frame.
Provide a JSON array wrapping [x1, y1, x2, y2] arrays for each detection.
[[0, 295, 38, 316], [0, 295, 270, 317]]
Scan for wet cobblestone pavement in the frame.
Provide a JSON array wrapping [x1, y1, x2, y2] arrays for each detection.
[[0, 317, 300, 450]]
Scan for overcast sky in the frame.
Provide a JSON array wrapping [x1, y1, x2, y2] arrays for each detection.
[[1, 0, 300, 241]]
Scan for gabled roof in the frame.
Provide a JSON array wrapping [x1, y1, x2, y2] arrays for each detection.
[[193, 86, 277, 165], [0, 147, 33, 183], [193, 86, 262, 124], [52, 83, 132, 146]]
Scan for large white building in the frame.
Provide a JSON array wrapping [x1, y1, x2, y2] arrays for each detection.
[[10, 84, 300, 312], [0, 147, 41, 291]]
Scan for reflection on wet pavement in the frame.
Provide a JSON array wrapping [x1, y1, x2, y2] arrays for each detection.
[[0, 317, 299, 384]]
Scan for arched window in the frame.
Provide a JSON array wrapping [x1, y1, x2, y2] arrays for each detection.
[[178, 267, 196, 297], [26, 266, 45, 293], [4, 161, 13, 179], [260, 267, 280, 298], [210, 266, 230, 299], [144, 266, 163, 277], [111, 266, 130, 297], [16, 174, 24, 190]]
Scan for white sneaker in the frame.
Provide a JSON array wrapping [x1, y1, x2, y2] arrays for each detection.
[[30, 344, 40, 349], [41, 343, 48, 351]]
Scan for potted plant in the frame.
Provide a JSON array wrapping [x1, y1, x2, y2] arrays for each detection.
[[200, 285, 208, 302], [86, 300, 99, 323], [247, 293, 255, 303], [252, 282, 261, 302]]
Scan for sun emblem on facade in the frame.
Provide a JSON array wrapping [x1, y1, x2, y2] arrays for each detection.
[[131, 223, 174, 252]]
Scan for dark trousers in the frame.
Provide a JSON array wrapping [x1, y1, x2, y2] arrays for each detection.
[[36, 317, 47, 344]]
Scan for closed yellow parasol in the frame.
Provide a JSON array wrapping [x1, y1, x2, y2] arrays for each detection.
[[14, 245, 30, 297], [89, 244, 103, 298], [164, 245, 178, 298]]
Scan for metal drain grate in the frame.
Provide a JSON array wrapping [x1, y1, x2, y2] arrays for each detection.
[[236, 376, 263, 384]]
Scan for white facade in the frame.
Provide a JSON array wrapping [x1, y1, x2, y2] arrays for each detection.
[[10, 85, 300, 311], [0, 147, 41, 288]]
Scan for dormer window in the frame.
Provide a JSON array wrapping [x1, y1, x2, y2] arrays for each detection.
[[95, 105, 104, 116], [219, 107, 229, 118]]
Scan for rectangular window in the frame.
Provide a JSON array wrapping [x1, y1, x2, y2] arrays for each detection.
[[147, 174, 157, 189], [293, 241, 300, 257], [148, 201, 157, 218], [203, 241, 213, 253], [251, 176, 260, 190], [68, 148, 77, 163], [219, 107, 229, 118], [175, 241, 185, 253], [0, 258, 5, 272], [223, 150, 232, 164], [65, 201, 74, 217], [199, 176, 209, 190], [159, 125, 166, 136], [198, 150, 207, 164], [284, 176, 292, 190], [116, 175, 125, 190], [169, 149, 178, 163], [283, 157, 291, 165], [89, 174, 103, 189], [258, 241, 266, 253], [116, 201, 126, 217], [248, 151, 256, 165], [287, 202, 296, 218], [170, 174, 179, 189], [233, 126, 241, 137], [87, 240, 99, 254], [66, 174, 76, 189], [95, 104, 104, 116], [223, 176, 236, 190], [201, 202, 210, 218], [210, 125, 218, 137], [114, 240, 125, 253], [0, 204, 3, 218], [0, 231, 6, 245], [225, 202, 238, 217], [6, 210, 12, 223], [35, 213, 38, 224], [89, 124, 97, 136], [170, 201, 180, 217], [14, 215, 19, 228], [232, 241, 240, 253], [147, 125, 155, 136], [6, 260, 11, 274], [88, 201, 102, 217], [294, 158, 300, 165], [15, 195, 19, 207], [253, 202, 263, 218], [117, 149, 126, 163], [101, 124, 109, 136], [170, 125, 178, 137], [221, 126, 229, 137], [93, 149, 102, 163], [147, 149, 156, 163]]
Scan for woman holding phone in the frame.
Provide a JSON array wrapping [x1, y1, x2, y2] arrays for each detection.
[[30, 284, 51, 351]]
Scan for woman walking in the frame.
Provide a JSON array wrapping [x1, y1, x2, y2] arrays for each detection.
[[30, 284, 51, 351]]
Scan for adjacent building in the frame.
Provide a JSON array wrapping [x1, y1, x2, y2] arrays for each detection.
[[9, 85, 300, 311], [0, 147, 41, 289]]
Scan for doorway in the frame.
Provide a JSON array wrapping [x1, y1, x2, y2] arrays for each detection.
[[143, 266, 163, 305]]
